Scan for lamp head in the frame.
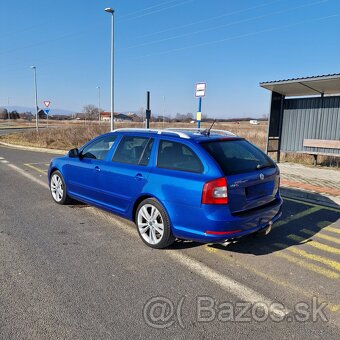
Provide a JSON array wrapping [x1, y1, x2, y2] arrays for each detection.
[[104, 8, 114, 14]]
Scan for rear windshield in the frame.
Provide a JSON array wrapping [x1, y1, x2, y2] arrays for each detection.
[[201, 139, 275, 176]]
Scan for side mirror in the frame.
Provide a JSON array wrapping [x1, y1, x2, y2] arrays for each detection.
[[68, 148, 80, 158]]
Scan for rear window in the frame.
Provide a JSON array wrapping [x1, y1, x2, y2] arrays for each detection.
[[201, 139, 275, 176]]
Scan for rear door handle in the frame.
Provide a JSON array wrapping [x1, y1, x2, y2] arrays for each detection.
[[95, 166, 101, 172], [135, 173, 143, 181]]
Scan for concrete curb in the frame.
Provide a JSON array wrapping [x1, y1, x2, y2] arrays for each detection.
[[0, 141, 67, 155], [281, 186, 340, 210]]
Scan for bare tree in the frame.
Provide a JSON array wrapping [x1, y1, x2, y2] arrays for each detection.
[[0, 108, 8, 120], [83, 104, 99, 120]]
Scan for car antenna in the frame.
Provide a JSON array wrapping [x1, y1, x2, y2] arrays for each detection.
[[202, 119, 216, 136]]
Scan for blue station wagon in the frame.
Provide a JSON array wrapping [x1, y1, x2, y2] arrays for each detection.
[[48, 128, 282, 248]]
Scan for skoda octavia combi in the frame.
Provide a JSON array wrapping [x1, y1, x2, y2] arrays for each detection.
[[48, 128, 282, 248]]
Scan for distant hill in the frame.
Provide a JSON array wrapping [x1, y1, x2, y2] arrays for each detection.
[[2, 106, 74, 116]]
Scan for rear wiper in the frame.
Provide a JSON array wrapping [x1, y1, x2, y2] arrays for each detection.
[[256, 164, 272, 170]]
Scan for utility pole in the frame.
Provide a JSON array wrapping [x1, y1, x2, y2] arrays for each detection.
[[97, 86, 101, 123], [7, 97, 10, 124], [30, 66, 39, 132], [162, 95, 166, 129]]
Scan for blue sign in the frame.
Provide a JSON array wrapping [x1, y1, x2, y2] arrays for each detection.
[[44, 109, 50, 115]]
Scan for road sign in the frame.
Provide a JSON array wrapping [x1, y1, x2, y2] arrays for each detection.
[[44, 109, 50, 115], [43, 101, 51, 108], [195, 83, 206, 97]]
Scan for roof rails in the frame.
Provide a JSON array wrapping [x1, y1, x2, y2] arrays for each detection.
[[113, 127, 237, 139], [113, 128, 190, 139], [165, 128, 236, 137]]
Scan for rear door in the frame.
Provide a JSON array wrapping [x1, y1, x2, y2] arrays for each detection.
[[201, 139, 280, 214], [149, 138, 207, 229]]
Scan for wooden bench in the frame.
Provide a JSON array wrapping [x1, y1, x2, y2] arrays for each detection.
[[303, 139, 340, 166]]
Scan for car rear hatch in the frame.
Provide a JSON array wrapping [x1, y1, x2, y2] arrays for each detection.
[[226, 168, 279, 214], [201, 138, 280, 214]]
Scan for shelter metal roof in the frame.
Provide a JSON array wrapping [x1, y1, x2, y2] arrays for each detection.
[[260, 73, 340, 97]]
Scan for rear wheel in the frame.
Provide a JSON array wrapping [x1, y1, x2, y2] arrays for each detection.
[[135, 198, 175, 249], [50, 171, 71, 205]]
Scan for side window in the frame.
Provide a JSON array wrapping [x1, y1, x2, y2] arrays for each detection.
[[157, 140, 203, 173], [81, 135, 117, 160], [112, 136, 152, 165]]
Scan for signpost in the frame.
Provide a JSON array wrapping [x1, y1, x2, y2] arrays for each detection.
[[43, 100, 51, 127], [195, 83, 206, 129], [145, 91, 151, 129]]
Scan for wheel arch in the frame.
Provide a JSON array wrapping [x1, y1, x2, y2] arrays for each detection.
[[131, 194, 171, 225], [49, 166, 63, 181], [131, 194, 154, 221]]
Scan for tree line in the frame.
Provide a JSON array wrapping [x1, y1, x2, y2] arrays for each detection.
[[0, 108, 20, 119]]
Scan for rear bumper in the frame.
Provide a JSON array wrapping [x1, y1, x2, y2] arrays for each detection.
[[170, 197, 283, 243]]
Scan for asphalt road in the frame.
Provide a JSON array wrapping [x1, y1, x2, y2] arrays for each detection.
[[1, 145, 340, 339]]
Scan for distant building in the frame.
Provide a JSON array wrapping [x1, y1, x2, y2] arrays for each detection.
[[115, 113, 133, 122], [155, 115, 171, 123], [100, 112, 111, 122], [100, 112, 133, 122], [38, 109, 47, 119]]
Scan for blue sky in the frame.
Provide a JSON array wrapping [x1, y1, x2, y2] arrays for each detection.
[[1, 0, 339, 118]]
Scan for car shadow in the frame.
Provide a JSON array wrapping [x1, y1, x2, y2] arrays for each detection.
[[67, 200, 90, 208], [168, 239, 203, 250]]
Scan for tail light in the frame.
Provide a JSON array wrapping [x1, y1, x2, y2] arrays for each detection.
[[202, 177, 228, 205]]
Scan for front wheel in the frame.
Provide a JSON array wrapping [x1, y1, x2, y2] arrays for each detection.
[[135, 198, 175, 249], [50, 170, 71, 205]]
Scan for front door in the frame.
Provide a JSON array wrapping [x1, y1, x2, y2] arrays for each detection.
[[65, 134, 117, 203], [96, 135, 154, 214]]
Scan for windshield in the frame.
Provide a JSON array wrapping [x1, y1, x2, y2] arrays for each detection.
[[201, 139, 275, 176]]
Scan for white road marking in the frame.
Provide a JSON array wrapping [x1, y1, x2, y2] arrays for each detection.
[[91, 208, 290, 318], [7, 163, 48, 189], [0, 157, 4, 160], [1, 160, 9, 163], [166, 251, 290, 318], [6, 163, 290, 318]]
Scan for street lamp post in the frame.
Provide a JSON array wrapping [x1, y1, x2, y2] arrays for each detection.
[[7, 97, 10, 125], [105, 7, 115, 131], [96, 86, 101, 123], [30, 66, 39, 132]]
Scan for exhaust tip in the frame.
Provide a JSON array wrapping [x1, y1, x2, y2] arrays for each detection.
[[264, 221, 273, 235]]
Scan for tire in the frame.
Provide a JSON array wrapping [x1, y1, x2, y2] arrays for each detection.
[[135, 198, 175, 249], [50, 170, 71, 205]]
